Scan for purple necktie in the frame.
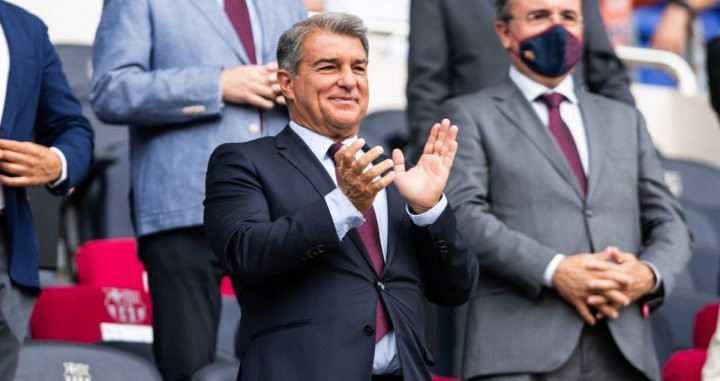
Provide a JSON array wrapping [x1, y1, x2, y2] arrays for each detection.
[[538, 93, 587, 195], [328, 142, 391, 342], [225, 0, 256, 65]]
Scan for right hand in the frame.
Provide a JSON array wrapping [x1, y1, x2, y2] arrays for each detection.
[[552, 250, 632, 325], [220, 62, 282, 109], [334, 139, 395, 213]]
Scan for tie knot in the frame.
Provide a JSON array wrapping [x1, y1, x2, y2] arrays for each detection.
[[538, 92, 565, 109], [328, 142, 345, 159]]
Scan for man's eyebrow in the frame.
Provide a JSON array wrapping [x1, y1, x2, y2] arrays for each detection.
[[311, 57, 368, 66]]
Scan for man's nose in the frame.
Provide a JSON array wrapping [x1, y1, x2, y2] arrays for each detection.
[[336, 66, 357, 89]]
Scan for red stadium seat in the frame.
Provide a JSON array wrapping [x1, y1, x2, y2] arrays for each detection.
[[75, 238, 145, 291], [695, 303, 720, 349], [662, 349, 707, 381], [30, 285, 152, 343]]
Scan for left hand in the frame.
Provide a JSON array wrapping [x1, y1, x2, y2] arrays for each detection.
[[393, 119, 458, 214], [585, 247, 656, 318], [0, 139, 62, 187]]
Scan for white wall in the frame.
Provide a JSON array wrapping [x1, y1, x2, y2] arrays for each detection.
[[8, 0, 102, 44]]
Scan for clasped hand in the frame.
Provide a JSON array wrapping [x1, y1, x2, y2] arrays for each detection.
[[333, 119, 458, 214], [552, 246, 656, 325]]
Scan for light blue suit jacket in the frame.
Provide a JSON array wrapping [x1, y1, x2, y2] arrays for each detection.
[[89, 0, 306, 236]]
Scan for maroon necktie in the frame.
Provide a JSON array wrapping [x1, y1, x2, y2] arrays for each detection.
[[538, 93, 587, 195], [225, 0, 256, 65], [328, 142, 391, 342]]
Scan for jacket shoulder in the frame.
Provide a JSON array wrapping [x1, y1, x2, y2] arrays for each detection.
[[0, 2, 46, 31]]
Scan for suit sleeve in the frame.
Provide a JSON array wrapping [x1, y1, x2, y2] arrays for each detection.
[[406, 0, 451, 152], [634, 110, 691, 299], [413, 204, 479, 306], [35, 24, 94, 195], [442, 98, 558, 299], [204, 144, 342, 287], [89, 0, 223, 126], [581, 0, 635, 105]]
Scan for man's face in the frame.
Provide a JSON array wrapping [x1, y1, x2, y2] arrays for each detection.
[[495, 0, 583, 80], [279, 30, 369, 140]]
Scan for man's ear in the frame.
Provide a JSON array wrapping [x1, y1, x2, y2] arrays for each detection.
[[277, 69, 295, 102], [495, 21, 512, 50]]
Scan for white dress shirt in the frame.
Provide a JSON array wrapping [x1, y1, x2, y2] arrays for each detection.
[[289, 121, 448, 375], [0, 20, 67, 210], [508, 67, 660, 292]]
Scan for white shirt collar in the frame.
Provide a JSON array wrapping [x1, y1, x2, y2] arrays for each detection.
[[508, 66, 578, 104], [288, 121, 358, 162]]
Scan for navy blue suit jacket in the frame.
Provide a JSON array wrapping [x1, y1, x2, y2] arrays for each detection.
[[0, 1, 93, 289], [204, 127, 478, 381]]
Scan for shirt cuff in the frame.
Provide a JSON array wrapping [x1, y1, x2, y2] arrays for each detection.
[[543, 254, 566, 287], [406, 194, 448, 226], [48, 147, 68, 188], [641, 260, 662, 294], [325, 188, 364, 241]]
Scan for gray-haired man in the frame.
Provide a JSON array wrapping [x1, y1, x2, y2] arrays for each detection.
[[204, 13, 478, 381]]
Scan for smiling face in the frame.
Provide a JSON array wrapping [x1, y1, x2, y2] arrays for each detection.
[[278, 30, 369, 141]]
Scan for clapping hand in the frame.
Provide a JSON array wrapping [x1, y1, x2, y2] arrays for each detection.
[[393, 118, 458, 214]]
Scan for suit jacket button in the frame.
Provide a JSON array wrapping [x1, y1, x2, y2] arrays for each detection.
[[363, 325, 375, 336], [376, 281, 385, 291]]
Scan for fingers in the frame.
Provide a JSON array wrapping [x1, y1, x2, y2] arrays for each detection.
[[574, 301, 597, 326], [245, 93, 275, 110], [442, 125, 459, 169], [392, 148, 406, 174], [337, 139, 366, 170], [353, 145, 384, 175], [423, 123, 440, 155]]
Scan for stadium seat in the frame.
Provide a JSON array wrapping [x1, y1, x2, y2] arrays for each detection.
[[662, 303, 719, 380], [663, 348, 707, 381], [16, 340, 161, 381], [192, 360, 240, 381], [75, 238, 145, 291], [30, 285, 153, 343]]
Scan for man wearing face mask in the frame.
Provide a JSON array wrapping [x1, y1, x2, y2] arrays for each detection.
[[440, 0, 691, 378]]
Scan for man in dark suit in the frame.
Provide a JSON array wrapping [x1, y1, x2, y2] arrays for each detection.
[[204, 12, 478, 381], [407, 0, 634, 153], [0, 2, 94, 380], [441, 0, 691, 378]]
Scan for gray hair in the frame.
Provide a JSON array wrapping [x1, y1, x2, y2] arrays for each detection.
[[277, 12, 369, 75], [496, 0, 512, 21]]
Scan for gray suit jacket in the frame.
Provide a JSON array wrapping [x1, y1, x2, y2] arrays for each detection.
[[89, 0, 306, 236], [441, 78, 691, 380], [407, 0, 634, 152]]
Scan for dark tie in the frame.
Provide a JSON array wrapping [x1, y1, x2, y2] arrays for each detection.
[[328, 142, 391, 342], [225, 0, 257, 65], [537, 93, 587, 195]]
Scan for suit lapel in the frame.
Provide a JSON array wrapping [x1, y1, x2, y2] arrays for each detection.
[[494, 79, 584, 200], [576, 90, 606, 201], [276, 127, 375, 270], [0, 9, 21, 137], [188, 0, 251, 63]]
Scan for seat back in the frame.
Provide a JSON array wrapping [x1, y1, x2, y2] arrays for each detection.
[[75, 238, 145, 291], [30, 285, 153, 343], [17, 340, 162, 381]]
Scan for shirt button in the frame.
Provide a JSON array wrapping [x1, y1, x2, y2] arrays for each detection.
[[585, 209, 593, 218], [363, 325, 375, 336], [248, 123, 260, 134]]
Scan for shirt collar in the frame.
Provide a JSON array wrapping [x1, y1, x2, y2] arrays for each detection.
[[289, 121, 358, 162], [508, 66, 578, 104]]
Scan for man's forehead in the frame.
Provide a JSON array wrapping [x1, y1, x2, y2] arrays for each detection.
[[300, 32, 367, 61]]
